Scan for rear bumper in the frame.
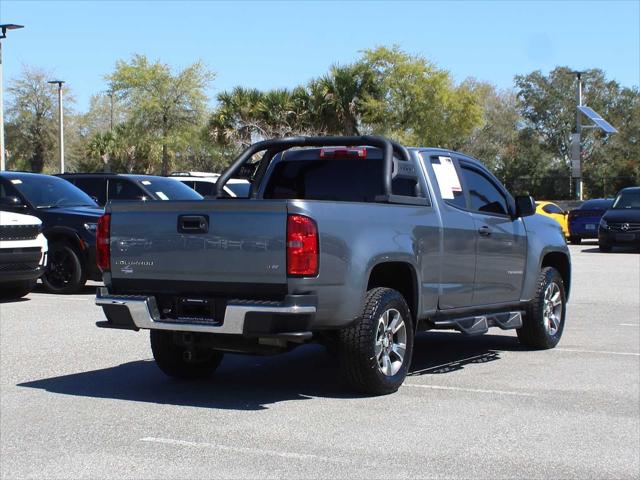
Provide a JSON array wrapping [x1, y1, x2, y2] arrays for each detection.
[[0, 265, 45, 282], [95, 287, 317, 336], [568, 221, 600, 238]]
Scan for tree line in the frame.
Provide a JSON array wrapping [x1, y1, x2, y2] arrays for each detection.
[[4, 46, 639, 199]]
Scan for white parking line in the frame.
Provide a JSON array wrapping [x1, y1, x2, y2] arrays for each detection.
[[140, 437, 354, 465], [554, 348, 640, 357], [402, 384, 535, 397], [618, 324, 639, 327]]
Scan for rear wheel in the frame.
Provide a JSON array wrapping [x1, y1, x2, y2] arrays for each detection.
[[517, 267, 566, 349], [337, 287, 414, 395], [150, 330, 224, 380], [42, 242, 86, 294]]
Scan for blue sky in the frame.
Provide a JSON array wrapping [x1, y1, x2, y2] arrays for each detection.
[[1, 0, 639, 112]]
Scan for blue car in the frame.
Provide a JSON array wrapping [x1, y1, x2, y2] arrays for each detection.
[[567, 198, 614, 244]]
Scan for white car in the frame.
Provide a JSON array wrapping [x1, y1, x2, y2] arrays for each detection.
[[0, 210, 48, 299], [168, 172, 250, 198]]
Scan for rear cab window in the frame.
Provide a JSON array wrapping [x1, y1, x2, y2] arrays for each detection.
[[263, 149, 422, 202]]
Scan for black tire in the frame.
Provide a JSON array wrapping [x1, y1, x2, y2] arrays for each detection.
[[150, 330, 224, 380], [568, 236, 582, 245], [0, 279, 36, 300], [337, 287, 414, 395], [42, 242, 86, 294], [598, 242, 612, 252], [517, 267, 566, 350]]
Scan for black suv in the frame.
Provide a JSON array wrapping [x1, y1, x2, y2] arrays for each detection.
[[598, 186, 640, 252], [57, 173, 202, 207], [0, 172, 103, 293]]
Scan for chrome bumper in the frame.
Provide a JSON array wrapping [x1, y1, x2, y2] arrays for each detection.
[[95, 287, 316, 335]]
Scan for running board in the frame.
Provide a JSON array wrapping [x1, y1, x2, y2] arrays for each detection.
[[432, 311, 523, 336]]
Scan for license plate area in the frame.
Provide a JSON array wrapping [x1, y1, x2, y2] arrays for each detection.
[[162, 296, 227, 324], [585, 224, 595, 230], [615, 233, 636, 241]]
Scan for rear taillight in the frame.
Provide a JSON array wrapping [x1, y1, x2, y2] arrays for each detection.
[[287, 214, 318, 277], [96, 214, 111, 272]]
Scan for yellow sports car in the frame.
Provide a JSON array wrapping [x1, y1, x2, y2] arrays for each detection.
[[535, 201, 569, 237]]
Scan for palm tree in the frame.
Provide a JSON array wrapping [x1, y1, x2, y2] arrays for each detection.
[[310, 64, 378, 136]]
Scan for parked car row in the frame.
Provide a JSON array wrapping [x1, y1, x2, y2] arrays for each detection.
[[534, 190, 639, 252], [1, 165, 637, 301], [0, 169, 256, 297]]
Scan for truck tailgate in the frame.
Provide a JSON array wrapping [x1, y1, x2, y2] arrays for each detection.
[[108, 200, 287, 285]]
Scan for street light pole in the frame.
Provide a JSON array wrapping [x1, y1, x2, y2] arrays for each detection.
[[576, 72, 583, 201], [570, 71, 586, 201], [48, 80, 65, 173], [108, 90, 114, 132], [0, 24, 25, 171], [1, 40, 4, 171]]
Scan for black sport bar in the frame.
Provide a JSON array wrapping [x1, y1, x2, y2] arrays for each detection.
[[214, 136, 409, 199]]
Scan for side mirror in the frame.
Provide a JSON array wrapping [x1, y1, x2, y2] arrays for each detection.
[[0, 196, 26, 209], [514, 195, 536, 218]]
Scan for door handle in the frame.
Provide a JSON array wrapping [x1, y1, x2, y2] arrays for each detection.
[[178, 215, 209, 234], [478, 225, 491, 236]]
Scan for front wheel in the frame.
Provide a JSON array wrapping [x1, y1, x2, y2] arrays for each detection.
[[598, 242, 612, 252], [42, 242, 86, 294], [150, 330, 224, 380], [338, 287, 414, 395], [517, 267, 566, 349]]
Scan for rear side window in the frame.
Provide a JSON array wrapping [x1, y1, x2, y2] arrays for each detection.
[[108, 179, 147, 201], [461, 167, 509, 216], [192, 181, 217, 196], [264, 158, 416, 202], [74, 177, 107, 206], [0, 179, 22, 202], [542, 203, 563, 214], [430, 156, 466, 209]]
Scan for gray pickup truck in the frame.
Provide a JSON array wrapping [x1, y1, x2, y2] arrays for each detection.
[[95, 136, 570, 395]]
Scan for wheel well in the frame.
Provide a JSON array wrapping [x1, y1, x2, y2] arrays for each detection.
[[367, 262, 418, 325], [541, 252, 571, 299], [46, 233, 81, 252]]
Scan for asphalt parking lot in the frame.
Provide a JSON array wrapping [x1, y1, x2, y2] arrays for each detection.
[[1, 243, 638, 479]]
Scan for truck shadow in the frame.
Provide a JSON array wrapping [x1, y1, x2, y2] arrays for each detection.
[[409, 331, 522, 375], [18, 332, 523, 411], [0, 296, 30, 304], [580, 246, 639, 253], [31, 284, 98, 295]]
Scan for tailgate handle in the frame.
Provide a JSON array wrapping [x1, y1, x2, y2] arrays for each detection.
[[178, 215, 209, 234]]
